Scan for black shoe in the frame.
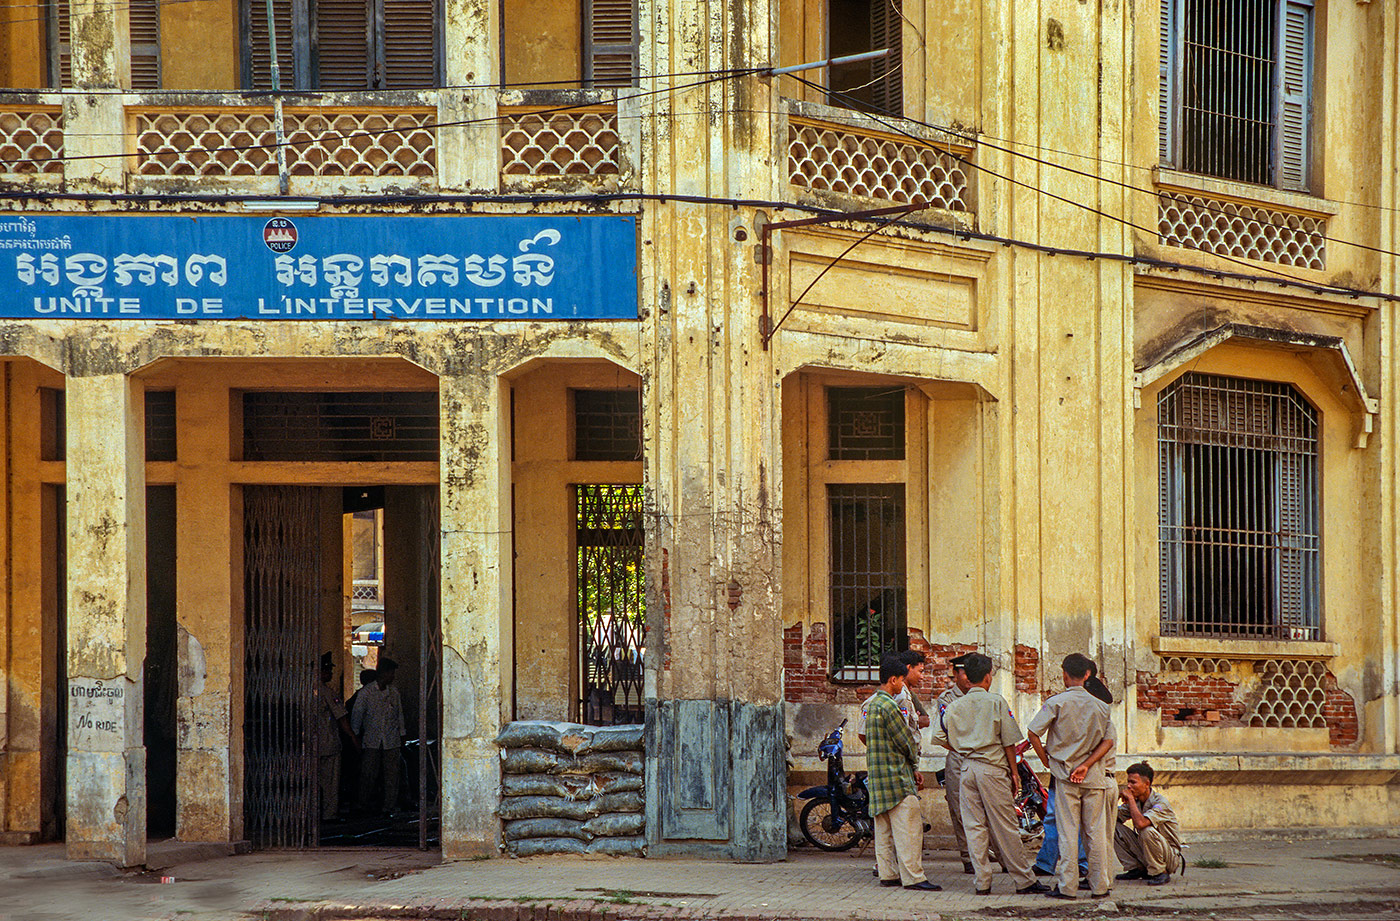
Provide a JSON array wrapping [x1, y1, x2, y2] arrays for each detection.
[[975, 888, 991, 895], [904, 880, 942, 891], [1016, 881, 1051, 895], [1146, 872, 1171, 886], [1078, 877, 1091, 890], [963, 861, 975, 874], [1090, 891, 1111, 899], [1116, 868, 1147, 881], [1045, 887, 1077, 900], [879, 878, 902, 887], [1032, 865, 1055, 877]]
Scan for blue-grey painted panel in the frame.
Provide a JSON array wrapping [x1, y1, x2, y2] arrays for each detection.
[[0, 214, 638, 320]]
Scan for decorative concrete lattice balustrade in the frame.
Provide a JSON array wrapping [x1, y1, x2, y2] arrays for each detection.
[[788, 116, 970, 213], [499, 106, 621, 187], [1157, 193, 1326, 270], [132, 107, 436, 178], [0, 106, 64, 176]]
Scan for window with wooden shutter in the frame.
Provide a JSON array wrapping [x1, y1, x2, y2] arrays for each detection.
[[585, 0, 637, 89], [827, 0, 903, 117], [49, 0, 157, 88], [1161, 0, 1313, 191], [380, 0, 437, 88], [244, 0, 437, 90]]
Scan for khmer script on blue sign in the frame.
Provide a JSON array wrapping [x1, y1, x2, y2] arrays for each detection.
[[0, 214, 638, 320]]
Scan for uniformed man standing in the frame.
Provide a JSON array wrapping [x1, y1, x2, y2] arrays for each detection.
[[1027, 653, 1117, 899], [933, 653, 1049, 896], [935, 653, 976, 874]]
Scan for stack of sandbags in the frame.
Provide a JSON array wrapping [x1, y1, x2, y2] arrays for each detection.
[[494, 721, 645, 856]]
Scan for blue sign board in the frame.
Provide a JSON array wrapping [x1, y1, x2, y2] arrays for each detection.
[[0, 214, 638, 320]]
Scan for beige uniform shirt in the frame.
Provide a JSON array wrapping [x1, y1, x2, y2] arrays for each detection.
[[935, 684, 965, 767], [316, 681, 347, 756], [1118, 788, 1181, 851], [932, 686, 1022, 770], [1027, 686, 1116, 788]]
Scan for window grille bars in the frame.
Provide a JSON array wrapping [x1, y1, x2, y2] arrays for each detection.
[[576, 484, 645, 725], [828, 484, 907, 681], [828, 387, 906, 460], [1158, 373, 1320, 640], [574, 389, 641, 461], [242, 391, 439, 462]]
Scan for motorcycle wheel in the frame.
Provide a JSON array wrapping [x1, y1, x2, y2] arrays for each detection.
[[799, 797, 863, 852]]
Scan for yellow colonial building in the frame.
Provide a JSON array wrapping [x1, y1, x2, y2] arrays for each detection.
[[0, 0, 1397, 865]]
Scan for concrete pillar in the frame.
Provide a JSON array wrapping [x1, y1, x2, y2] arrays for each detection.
[[437, 0, 498, 192], [638, 0, 786, 860], [173, 378, 238, 842], [438, 372, 510, 857], [382, 487, 425, 739], [65, 373, 146, 866], [62, 0, 129, 190]]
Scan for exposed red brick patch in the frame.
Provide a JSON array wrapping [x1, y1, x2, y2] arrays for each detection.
[[1013, 645, 1040, 693], [783, 624, 1032, 703], [1323, 671, 1359, 748], [1136, 670, 1247, 725]]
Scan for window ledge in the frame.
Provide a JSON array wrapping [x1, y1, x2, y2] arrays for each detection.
[[1153, 167, 1339, 219], [1152, 636, 1339, 659]]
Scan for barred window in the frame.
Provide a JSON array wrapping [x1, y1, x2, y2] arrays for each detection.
[[1158, 373, 1320, 640], [574, 389, 641, 461], [829, 484, 907, 681], [828, 386, 905, 460], [1160, 0, 1313, 190]]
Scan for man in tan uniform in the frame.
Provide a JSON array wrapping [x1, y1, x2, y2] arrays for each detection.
[[933, 653, 1049, 896], [1115, 761, 1181, 885], [1027, 653, 1117, 899], [937, 653, 993, 875]]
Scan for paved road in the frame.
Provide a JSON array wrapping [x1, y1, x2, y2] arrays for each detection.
[[1, 834, 1398, 921]]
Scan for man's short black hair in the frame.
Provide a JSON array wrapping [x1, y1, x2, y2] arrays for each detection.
[[359, 669, 377, 685], [1062, 653, 1094, 680], [899, 649, 927, 667], [950, 652, 971, 671], [1085, 674, 1114, 704], [880, 654, 908, 684], [962, 653, 993, 684], [1126, 761, 1155, 783], [377, 657, 398, 673]]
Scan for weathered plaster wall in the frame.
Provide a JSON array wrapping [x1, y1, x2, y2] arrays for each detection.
[[501, 0, 582, 87], [159, 0, 239, 89]]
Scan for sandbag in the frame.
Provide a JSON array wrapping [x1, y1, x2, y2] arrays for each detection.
[[503, 817, 590, 842], [502, 773, 595, 799], [587, 836, 645, 856], [509, 837, 588, 857], [583, 812, 645, 838], [496, 795, 593, 821], [500, 749, 567, 774], [592, 791, 645, 814], [495, 721, 593, 754], [572, 753, 643, 775], [594, 772, 644, 794], [588, 724, 644, 752]]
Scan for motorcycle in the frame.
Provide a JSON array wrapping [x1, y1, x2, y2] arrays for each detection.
[[1013, 739, 1048, 839], [796, 719, 874, 851]]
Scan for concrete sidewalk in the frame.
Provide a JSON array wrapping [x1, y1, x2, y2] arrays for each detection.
[[1, 834, 1398, 921]]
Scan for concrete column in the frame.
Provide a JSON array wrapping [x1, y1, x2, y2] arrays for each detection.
[[382, 487, 425, 739], [173, 378, 237, 841], [65, 373, 146, 866], [438, 372, 510, 857], [62, 0, 129, 190], [437, 0, 498, 192]]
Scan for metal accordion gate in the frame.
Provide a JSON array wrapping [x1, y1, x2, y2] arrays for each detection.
[[575, 484, 645, 726], [416, 487, 442, 850], [242, 485, 321, 849]]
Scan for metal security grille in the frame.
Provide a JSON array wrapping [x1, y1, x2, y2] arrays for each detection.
[[574, 390, 641, 461], [145, 390, 176, 462], [1165, 0, 1313, 190], [243, 392, 439, 462], [243, 486, 321, 849], [576, 484, 645, 725], [828, 387, 905, 460], [1158, 373, 1320, 640], [829, 485, 907, 681], [415, 488, 441, 850]]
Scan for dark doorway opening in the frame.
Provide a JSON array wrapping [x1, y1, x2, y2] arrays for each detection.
[[575, 484, 645, 725], [146, 485, 178, 837]]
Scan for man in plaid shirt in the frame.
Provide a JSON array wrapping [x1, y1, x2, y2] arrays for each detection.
[[868, 654, 942, 891]]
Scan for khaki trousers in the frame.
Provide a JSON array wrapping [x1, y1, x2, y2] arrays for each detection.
[[959, 759, 1034, 891], [1114, 822, 1178, 876], [318, 753, 340, 820], [874, 793, 927, 887], [1054, 780, 1112, 896], [943, 753, 970, 860]]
